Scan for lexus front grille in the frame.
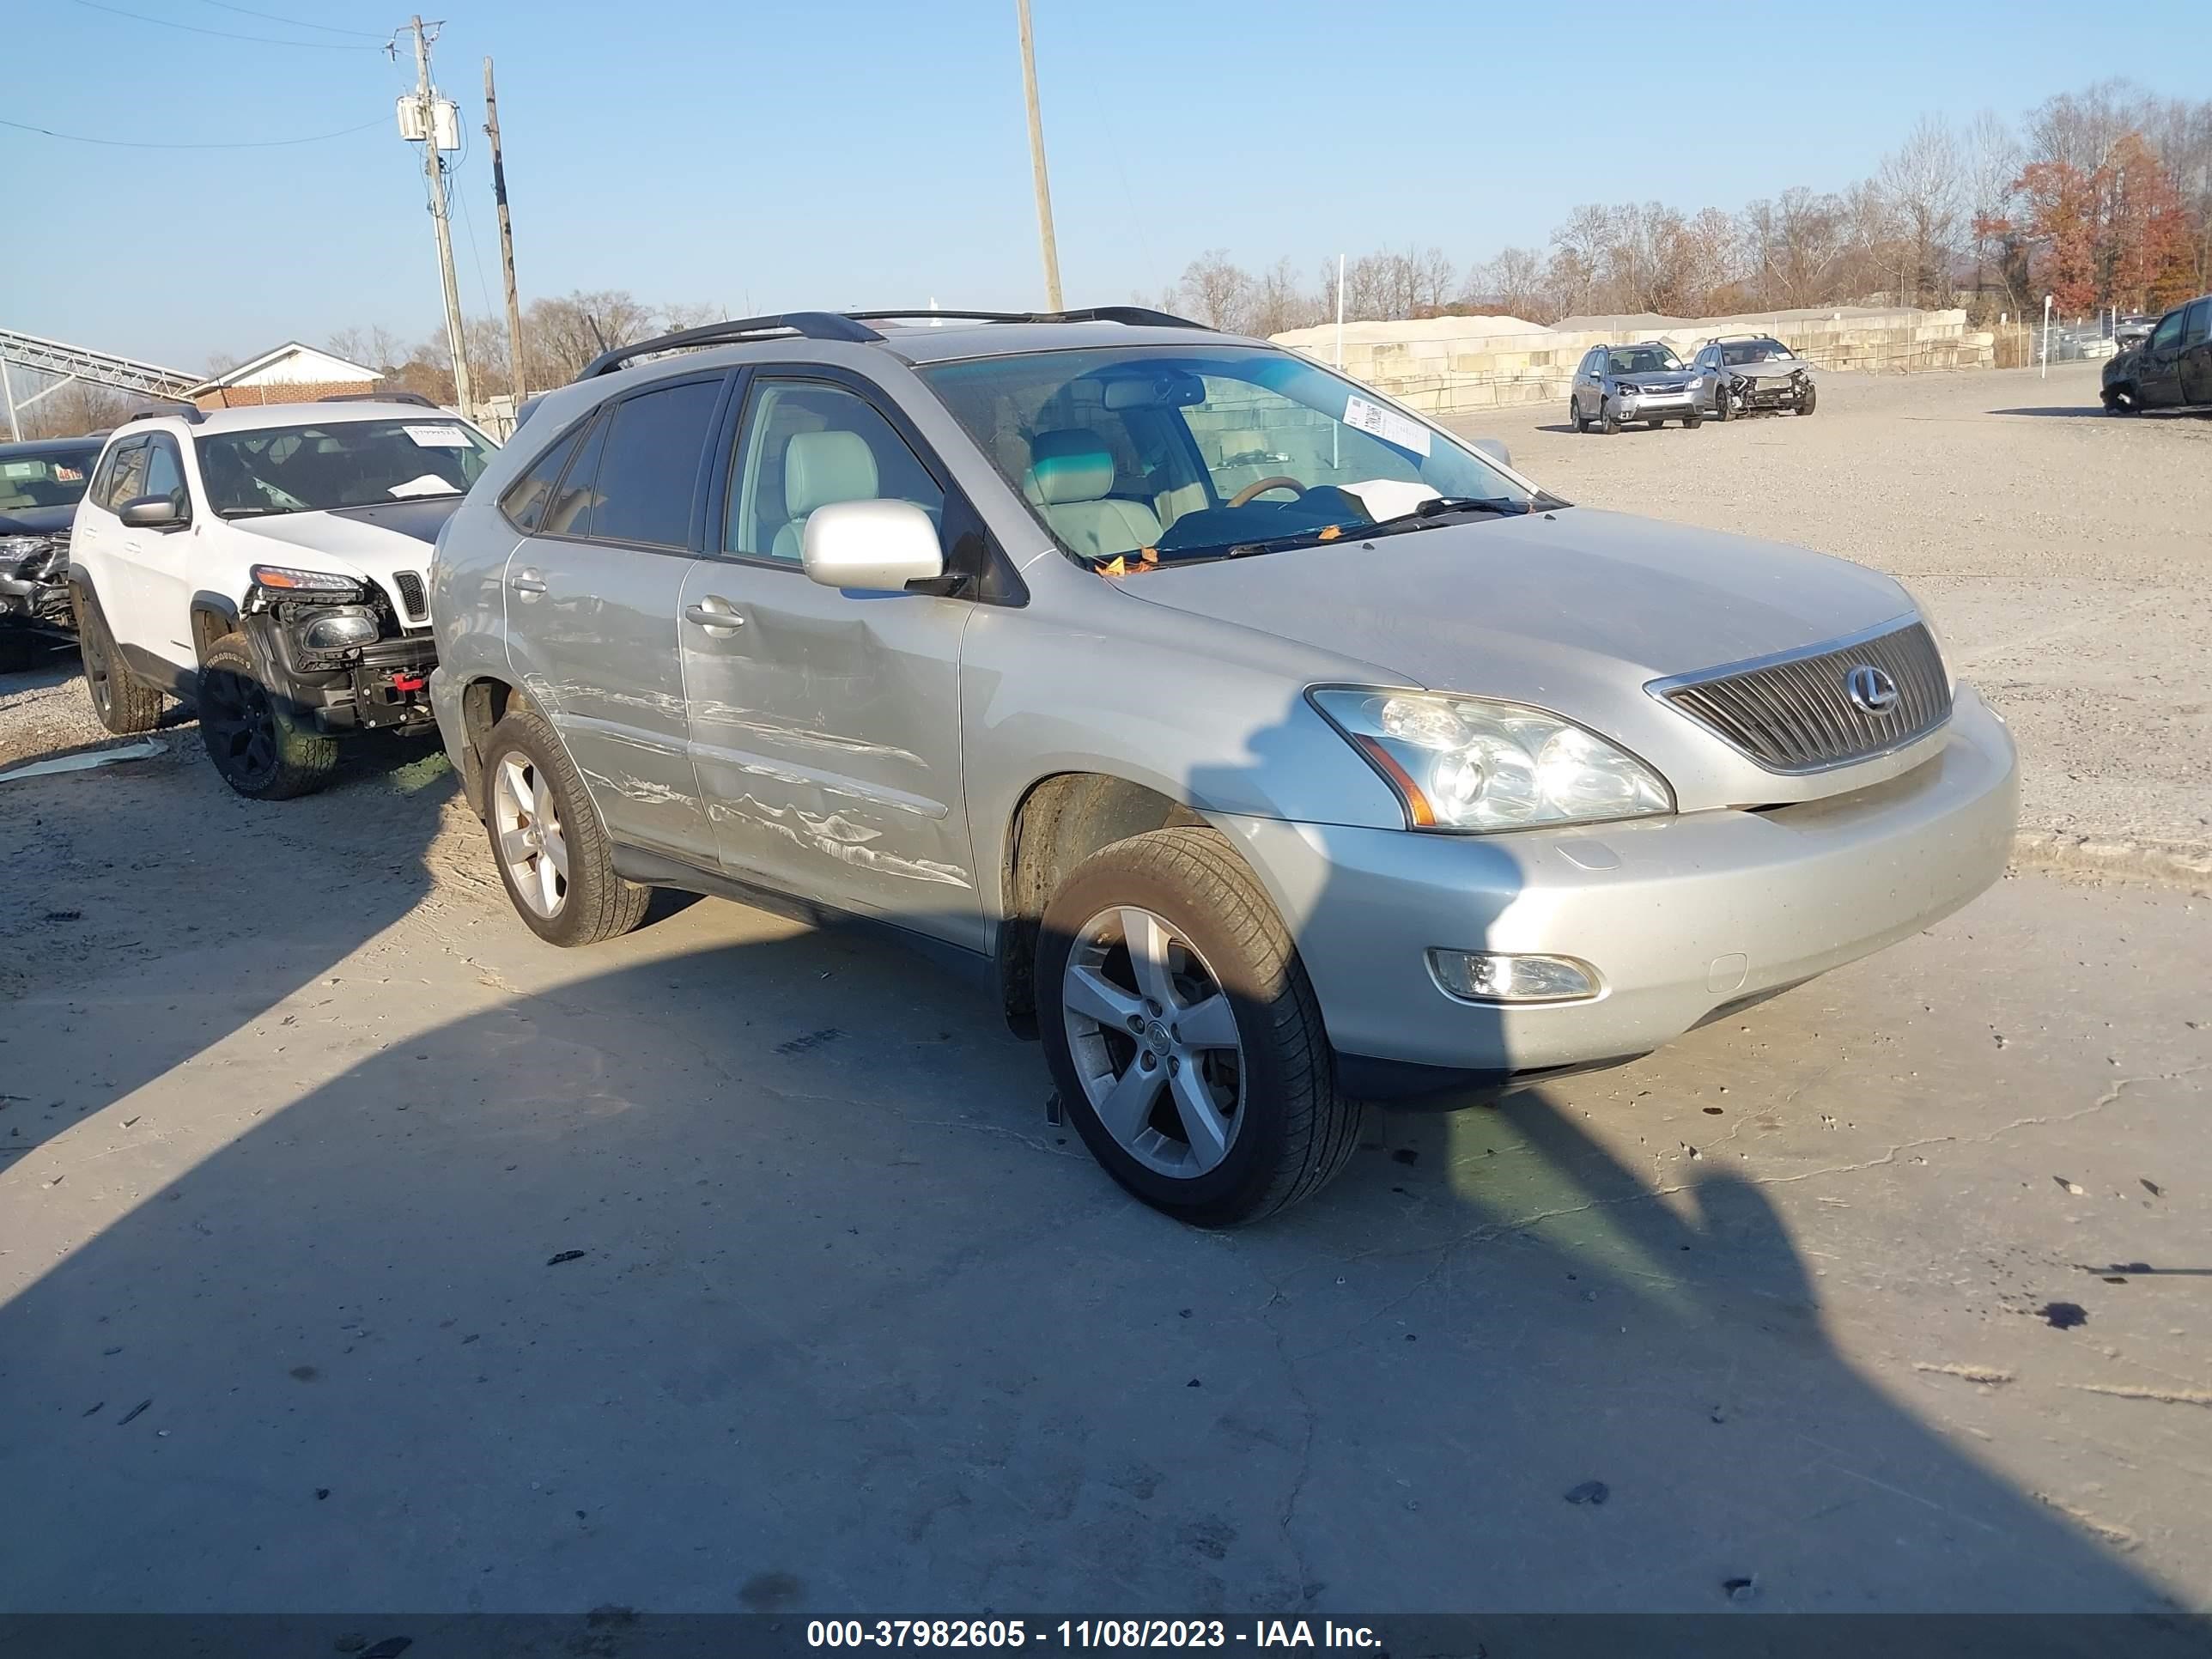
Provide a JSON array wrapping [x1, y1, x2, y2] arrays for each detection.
[[1650, 619, 1951, 773]]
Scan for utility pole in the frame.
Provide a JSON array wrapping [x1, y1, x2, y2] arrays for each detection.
[[483, 56, 527, 402], [407, 16, 473, 415], [1014, 0, 1063, 312]]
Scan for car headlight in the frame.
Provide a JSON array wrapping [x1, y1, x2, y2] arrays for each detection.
[[0, 534, 51, 568], [1311, 688, 1673, 833], [296, 607, 380, 651], [252, 563, 361, 594]]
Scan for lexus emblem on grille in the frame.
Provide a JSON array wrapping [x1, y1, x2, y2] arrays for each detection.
[[1844, 664, 1900, 714]]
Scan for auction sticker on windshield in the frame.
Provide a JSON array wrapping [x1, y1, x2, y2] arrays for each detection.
[[1343, 395, 1432, 457], [404, 423, 473, 447]]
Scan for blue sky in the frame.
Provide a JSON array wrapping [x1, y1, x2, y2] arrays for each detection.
[[11, 0, 2203, 372]]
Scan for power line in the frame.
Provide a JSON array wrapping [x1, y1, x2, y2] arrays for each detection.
[[1, 113, 386, 149], [190, 0, 389, 37], [69, 0, 388, 50]]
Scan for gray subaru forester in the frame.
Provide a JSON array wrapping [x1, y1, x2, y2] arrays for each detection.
[[428, 307, 2016, 1225]]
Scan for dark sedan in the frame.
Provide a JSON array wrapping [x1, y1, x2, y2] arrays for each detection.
[[0, 434, 101, 669]]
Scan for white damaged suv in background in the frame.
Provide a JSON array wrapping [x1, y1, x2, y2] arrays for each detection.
[[67, 398, 496, 798]]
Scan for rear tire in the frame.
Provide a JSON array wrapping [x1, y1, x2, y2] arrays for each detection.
[[480, 707, 650, 947], [1571, 396, 1589, 434], [1644, 419, 1663, 429], [74, 588, 163, 735], [198, 633, 339, 799], [1037, 827, 1362, 1227]]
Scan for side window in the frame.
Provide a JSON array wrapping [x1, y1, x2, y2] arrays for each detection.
[[143, 436, 189, 519], [2149, 311, 2184, 353], [725, 380, 945, 563], [542, 410, 610, 538], [585, 377, 725, 546], [2184, 301, 2210, 347], [500, 421, 587, 532], [102, 439, 150, 511]]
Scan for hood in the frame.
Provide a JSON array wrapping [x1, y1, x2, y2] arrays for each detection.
[[2104, 346, 2142, 382], [1724, 359, 1806, 381], [231, 498, 457, 623], [1124, 507, 1910, 688], [1117, 507, 1923, 809], [0, 503, 78, 538]]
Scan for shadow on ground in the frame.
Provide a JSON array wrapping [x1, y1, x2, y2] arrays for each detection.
[[0, 733, 2179, 1617]]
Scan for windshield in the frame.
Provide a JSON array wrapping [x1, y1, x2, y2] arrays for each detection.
[[1607, 346, 1685, 375], [0, 447, 98, 512], [197, 419, 494, 519], [1719, 340, 1794, 365], [918, 345, 1534, 566]]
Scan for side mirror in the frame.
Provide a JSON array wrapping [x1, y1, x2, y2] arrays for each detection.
[[801, 498, 945, 593], [118, 494, 185, 531], [1470, 437, 1512, 470]]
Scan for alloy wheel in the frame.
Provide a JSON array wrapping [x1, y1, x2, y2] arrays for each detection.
[[1061, 904, 1244, 1179], [200, 665, 279, 789], [493, 752, 569, 919]]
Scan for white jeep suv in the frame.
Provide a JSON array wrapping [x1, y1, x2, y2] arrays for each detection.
[[67, 399, 495, 798]]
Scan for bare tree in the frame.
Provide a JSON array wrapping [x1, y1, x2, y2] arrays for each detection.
[[1246, 258, 1318, 337], [1963, 109, 2021, 313], [1880, 115, 1965, 305], [1172, 250, 1254, 331]]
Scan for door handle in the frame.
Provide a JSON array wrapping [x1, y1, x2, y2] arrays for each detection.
[[509, 570, 548, 597], [684, 598, 745, 633]]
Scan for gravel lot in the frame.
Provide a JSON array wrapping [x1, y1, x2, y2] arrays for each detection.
[[1448, 362, 2212, 872], [1, 363, 2208, 1621]]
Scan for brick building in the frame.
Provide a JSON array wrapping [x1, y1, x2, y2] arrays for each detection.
[[187, 342, 382, 411]]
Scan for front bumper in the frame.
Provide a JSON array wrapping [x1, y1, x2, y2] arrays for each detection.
[[1728, 376, 1809, 410], [1214, 688, 2018, 1079], [1616, 391, 1697, 419], [247, 609, 438, 733]]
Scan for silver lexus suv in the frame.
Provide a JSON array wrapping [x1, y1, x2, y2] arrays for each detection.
[[428, 307, 2017, 1225]]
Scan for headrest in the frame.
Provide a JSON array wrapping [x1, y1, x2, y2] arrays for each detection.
[[785, 430, 878, 518], [1024, 428, 1115, 506]]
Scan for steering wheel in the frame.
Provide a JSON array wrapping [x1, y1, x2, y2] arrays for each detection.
[[1227, 476, 1306, 507]]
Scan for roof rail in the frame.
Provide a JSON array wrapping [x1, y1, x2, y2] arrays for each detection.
[[321, 389, 439, 407], [121, 404, 202, 426], [1704, 331, 1780, 343], [846, 306, 1206, 331], [577, 312, 884, 380]]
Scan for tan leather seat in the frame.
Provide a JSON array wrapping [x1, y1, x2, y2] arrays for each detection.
[[1020, 429, 1161, 560], [771, 429, 879, 562]]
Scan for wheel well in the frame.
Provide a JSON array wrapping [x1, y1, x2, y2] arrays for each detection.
[[997, 772, 1206, 1037], [189, 606, 234, 659], [457, 677, 531, 813]]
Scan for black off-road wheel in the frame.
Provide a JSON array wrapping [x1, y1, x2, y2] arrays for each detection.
[[74, 588, 163, 734], [198, 633, 339, 799], [1037, 828, 1363, 1228], [480, 707, 650, 948]]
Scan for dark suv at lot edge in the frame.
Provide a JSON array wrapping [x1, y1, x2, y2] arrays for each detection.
[[0, 434, 100, 670], [2102, 294, 2212, 414]]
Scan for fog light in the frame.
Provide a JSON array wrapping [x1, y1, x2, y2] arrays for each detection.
[[1428, 950, 1597, 1004], [299, 608, 379, 651]]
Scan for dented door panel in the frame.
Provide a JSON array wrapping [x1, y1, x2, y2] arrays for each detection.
[[678, 562, 984, 950]]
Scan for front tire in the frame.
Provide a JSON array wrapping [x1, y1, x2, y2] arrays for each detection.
[[75, 588, 163, 734], [198, 633, 339, 799], [1796, 382, 1818, 416], [2102, 385, 2137, 415], [1037, 828, 1362, 1227], [1598, 402, 1621, 436], [1685, 412, 1703, 429], [1714, 386, 1734, 422], [481, 707, 650, 947]]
